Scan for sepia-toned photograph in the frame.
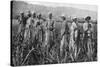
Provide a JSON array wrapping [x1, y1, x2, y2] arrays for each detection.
[[11, 0, 97, 66]]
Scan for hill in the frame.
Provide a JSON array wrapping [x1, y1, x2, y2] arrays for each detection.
[[12, 1, 97, 20]]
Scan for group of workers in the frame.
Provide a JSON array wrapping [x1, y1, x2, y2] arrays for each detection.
[[16, 10, 94, 63]]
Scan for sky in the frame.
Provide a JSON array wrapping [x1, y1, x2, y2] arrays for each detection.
[[14, 0, 98, 12]]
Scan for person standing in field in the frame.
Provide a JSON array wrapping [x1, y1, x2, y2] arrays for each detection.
[[60, 15, 69, 60], [24, 11, 33, 42], [17, 12, 23, 34], [18, 12, 27, 34], [17, 12, 29, 44], [83, 16, 90, 53], [83, 16, 93, 60], [69, 18, 78, 61], [16, 12, 29, 65], [37, 13, 45, 43], [44, 12, 55, 57], [35, 13, 43, 45]]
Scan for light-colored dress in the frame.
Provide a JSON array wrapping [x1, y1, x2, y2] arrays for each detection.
[[60, 21, 66, 51], [24, 17, 33, 41], [69, 22, 77, 51]]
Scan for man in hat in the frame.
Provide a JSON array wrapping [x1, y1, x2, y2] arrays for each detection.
[[18, 12, 27, 33], [17, 12, 29, 43], [60, 15, 69, 60], [83, 16, 93, 59], [83, 16, 91, 52], [83, 16, 91, 33], [44, 12, 55, 57]]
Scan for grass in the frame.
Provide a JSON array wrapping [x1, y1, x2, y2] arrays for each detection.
[[11, 19, 97, 66]]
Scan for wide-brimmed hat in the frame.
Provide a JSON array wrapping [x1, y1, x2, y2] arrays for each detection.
[[20, 12, 24, 16], [85, 16, 91, 21], [61, 14, 66, 20], [73, 17, 77, 22]]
